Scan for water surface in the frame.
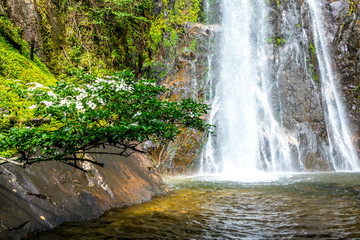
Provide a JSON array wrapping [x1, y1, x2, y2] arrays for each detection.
[[35, 172, 360, 239]]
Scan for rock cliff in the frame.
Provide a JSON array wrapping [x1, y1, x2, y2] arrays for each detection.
[[152, 0, 360, 172]]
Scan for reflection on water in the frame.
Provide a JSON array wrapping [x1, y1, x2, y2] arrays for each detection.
[[34, 173, 360, 239]]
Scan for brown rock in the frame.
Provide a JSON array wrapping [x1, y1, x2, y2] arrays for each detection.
[[0, 147, 168, 240]]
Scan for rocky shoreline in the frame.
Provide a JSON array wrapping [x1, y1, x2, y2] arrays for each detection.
[[0, 148, 168, 240]]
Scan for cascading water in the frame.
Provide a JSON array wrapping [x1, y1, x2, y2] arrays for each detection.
[[200, 0, 359, 176], [307, 0, 359, 170], [201, 0, 293, 176]]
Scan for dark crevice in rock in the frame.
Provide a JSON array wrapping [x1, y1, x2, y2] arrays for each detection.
[[0, 22, 22, 52], [26, 192, 54, 204], [8, 221, 30, 231]]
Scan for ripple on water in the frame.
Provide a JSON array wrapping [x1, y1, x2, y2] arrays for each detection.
[[33, 172, 360, 239]]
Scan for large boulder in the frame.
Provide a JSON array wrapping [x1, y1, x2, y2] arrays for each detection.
[[0, 148, 167, 240]]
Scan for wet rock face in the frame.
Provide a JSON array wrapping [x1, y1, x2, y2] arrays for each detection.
[[264, 0, 360, 167], [253, 1, 331, 168], [149, 22, 219, 173], [0, 148, 167, 240], [330, 0, 360, 147], [155, 0, 359, 172], [162, 23, 218, 100]]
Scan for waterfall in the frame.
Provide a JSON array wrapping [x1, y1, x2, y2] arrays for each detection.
[[200, 0, 359, 176], [307, 0, 359, 170]]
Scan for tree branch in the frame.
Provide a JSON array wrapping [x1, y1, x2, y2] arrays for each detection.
[[0, 156, 26, 167]]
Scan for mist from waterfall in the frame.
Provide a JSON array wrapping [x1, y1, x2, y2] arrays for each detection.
[[200, 0, 359, 177]]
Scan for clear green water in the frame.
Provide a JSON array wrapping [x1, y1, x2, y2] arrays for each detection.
[[35, 172, 360, 239]]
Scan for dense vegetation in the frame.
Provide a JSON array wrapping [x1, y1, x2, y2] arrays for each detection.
[[0, 71, 209, 170], [13, 0, 203, 76], [0, 17, 57, 132], [0, 0, 207, 169]]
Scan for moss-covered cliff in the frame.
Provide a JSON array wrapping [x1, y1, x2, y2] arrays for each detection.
[[1, 0, 153, 74], [0, 0, 204, 75]]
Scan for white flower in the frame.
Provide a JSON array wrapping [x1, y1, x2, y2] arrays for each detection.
[[114, 82, 128, 92], [59, 98, 71, 107], [142, 81, 156, 86], [29, 105, 37, 109], [74, 91, 89, 103], [76, 102, 84, 112], [41, 101, 53, 108], [47, 91, 57, 98], [95, 77, 107, 83], [98, 98, 105, 105], [87, 101, 96, 110], [134, 111, 142, 117], [28, 82, 45, 91], [27, 82, 44, 88]]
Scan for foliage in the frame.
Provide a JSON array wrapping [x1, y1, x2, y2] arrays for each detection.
[[0, 17, 56, 133], [266, 0, 289, 9], [1, 0, 203, 76], [0, 16, 53, 76], [306, 58, 319, 84], [149, 0, 202, 58], [35, 0, 60, 73], [0, 71, 210, 170], [90, 0, 152, 71], [310, 43, 315, 57], [29, 0, 154, 76], [169, 0, 202, 24], [266, 35, 287, 47]]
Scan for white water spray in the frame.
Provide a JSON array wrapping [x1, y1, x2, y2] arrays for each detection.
[[201, 0, 293, 177], [200, 0, 359, 177]]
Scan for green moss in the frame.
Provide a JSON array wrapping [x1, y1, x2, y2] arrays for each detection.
[[347, 0, 358, 15], [168, 0, 201, 24], [189, 39, 197, 52], [310, 42, 315, 57], [307, 61, 319, 85], [35, 0, 61, 73], [170, 30, 179, 45], [148, 0, 203, 64], [266, 35, 287, 47], [164, 38, 171, 48], [0, 33, 56, 131], [0, 45, 54, 83], [150, 14, 167, 52]]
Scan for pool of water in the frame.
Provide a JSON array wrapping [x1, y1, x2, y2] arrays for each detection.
[[33, 172, 360, 239]]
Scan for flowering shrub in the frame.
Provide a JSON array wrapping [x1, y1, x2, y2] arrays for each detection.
[[0, 71, 210, 170]]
